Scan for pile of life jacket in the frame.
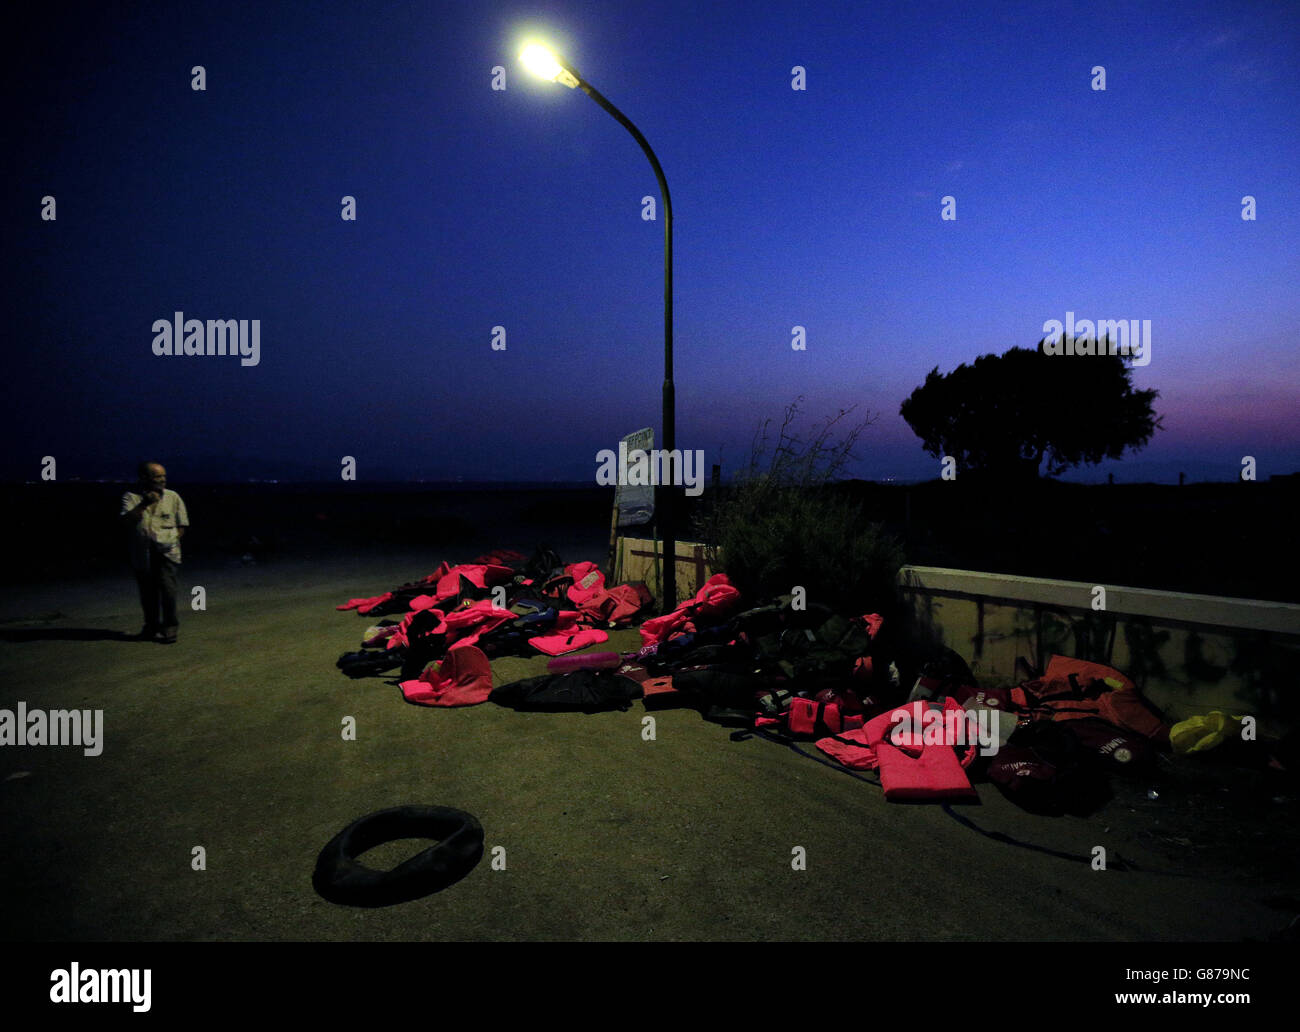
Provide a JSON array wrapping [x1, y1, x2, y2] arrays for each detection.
[[979, 654, 1170, 814], [335, 546, 655, 706], [334, 549, 524, 616], [725, 646, 1172, 810], [809, 650, 1170, 812], [614, 593, 898, 733], [336, 553, 1175, 817], [614, 596, 1001, 804]]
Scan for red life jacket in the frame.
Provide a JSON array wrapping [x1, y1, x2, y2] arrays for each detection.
[[817, 698, 978, 801], [639, 574, 741, 646], [564, 562, 606, 606], [443, 599, 515, 651], [336, 591, 394, 614], [432, 563, 514, 605], [400, 645, 493, 707], [1011, 655, 1166, 741], [528, 611, 610, 656], [574, 582, 654, 627], [785, 696, 865, 736], [387, 607, 448, 650], [815, 727, 878, 770]]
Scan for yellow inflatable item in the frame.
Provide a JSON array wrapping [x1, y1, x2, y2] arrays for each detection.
[[1169, 711, 1246, 755]]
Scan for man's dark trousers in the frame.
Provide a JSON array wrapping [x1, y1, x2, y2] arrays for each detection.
[[135, 548, 179, 635]]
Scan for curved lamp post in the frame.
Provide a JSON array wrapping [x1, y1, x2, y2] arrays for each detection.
[[520, 42, 677, 612]]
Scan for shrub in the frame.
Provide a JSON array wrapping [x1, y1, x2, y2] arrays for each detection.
[[695, 399, 905, 611]]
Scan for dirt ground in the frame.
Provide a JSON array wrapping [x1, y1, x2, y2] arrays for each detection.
[[2, 552, 1297, 942]]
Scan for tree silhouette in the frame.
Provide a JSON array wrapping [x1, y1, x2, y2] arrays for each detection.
[[899, 337, 1163, 481]]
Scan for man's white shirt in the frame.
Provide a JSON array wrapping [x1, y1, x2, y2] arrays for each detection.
[[121, 489, 189, 569]]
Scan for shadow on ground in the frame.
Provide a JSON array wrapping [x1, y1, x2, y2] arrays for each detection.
[[0, 628, 139, 643]]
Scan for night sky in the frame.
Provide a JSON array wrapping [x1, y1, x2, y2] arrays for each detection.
[[6, 0, 1298, 484]]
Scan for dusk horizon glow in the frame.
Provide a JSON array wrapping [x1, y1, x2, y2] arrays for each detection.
[[6, 0, 1298, 486]]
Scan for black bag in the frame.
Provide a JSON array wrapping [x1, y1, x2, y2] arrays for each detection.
[[671, 667, 769, 710], [653, 640, 754, 673], [748, 608, 875, 689], [1065, 717, 1153, 772], [518, 544, 565, 587], [790, 613, 877, 688], [337, 648, 405, 678], [490, 669, 642, 712], [986, 720, 1110, 816], [910, 647, 978, 701]]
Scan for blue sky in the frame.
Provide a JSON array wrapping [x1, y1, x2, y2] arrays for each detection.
[[5, 0, 1298, 483]]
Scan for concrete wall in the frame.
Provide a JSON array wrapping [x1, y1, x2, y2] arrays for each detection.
[[898, 566, 1300, 732]]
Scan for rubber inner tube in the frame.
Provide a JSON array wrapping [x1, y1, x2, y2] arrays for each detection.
[[312, 805, 484, 907]]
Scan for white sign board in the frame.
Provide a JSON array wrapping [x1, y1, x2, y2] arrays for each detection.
[[615, 426, 655, 527]]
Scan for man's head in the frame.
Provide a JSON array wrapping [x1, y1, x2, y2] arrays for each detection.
[[137, 462, 167, 490]]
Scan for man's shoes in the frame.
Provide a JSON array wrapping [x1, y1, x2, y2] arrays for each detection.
[[156, 628, 178, 644], [135, 625, 160, 640]]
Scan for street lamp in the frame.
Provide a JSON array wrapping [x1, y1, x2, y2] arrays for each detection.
[[520, 41, 677, 613]]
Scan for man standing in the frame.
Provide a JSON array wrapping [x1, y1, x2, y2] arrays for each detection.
[[120, 462, 189, 643]]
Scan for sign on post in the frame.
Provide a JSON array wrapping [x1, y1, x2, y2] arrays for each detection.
[[614, 427, 655, 526]]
